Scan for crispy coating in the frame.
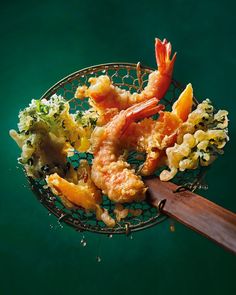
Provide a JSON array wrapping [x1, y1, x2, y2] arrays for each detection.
[[91, 98, 161, 203], [75, 38, 176, 118], [160, 99, 229, 181], [120, 84, 193, 176]]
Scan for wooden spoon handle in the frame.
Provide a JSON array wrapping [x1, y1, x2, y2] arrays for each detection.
[[144, 178, 236, 254]]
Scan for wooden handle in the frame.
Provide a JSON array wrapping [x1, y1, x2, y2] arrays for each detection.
[[144, 178, 236, 254]]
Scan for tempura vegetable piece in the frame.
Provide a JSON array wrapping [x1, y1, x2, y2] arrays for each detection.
[[114, 204, 142, 222], [172, 84, 193, 121], [10, 128, 70, 178], [160, 99, 229, 181], [47, 169, 101, 210], [9, 96, 73, 178], [46, 160, 115, 227], [73, 108, 99, 144], [10, 95, 96, 178], [100, 209, 116, 228], [114, 204, 129, 222]]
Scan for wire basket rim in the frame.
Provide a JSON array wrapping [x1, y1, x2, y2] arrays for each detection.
[[28, 62, 202, 235], [40, 62, 155, 100]]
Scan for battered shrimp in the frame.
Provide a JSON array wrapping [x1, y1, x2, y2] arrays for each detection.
[[91, 97, 162, 203], [121, 84, 193, 176], [75, 38, 176, 117]]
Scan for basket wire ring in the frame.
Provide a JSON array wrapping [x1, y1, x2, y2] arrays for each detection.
[[28, 62, 204, 235]]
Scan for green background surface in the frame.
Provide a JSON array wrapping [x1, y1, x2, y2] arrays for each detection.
[[1, 0, 235, 294]]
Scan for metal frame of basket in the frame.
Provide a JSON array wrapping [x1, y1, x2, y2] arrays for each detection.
[[27, 62, 203, 235]]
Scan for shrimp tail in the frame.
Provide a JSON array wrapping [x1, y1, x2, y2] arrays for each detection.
[[155, 38, 177, 76], [123, 98, 164, 133]]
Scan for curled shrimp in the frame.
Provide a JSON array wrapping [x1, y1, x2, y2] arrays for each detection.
[[75, 38, 176, 118], [121, 84, 193, 176], [91, 97, 162, 203]]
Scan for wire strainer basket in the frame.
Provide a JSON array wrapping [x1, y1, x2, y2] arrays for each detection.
[[27, 63, 204, 235]]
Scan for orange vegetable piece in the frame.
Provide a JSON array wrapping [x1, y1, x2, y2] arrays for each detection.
[[172, 83, 193, 122], [47, 173, 102, 211]]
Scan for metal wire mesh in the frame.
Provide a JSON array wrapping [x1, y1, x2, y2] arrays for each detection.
[[28, 63, 205, 235]]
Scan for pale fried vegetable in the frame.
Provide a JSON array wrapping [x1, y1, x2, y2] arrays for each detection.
[[114, 204, 142, 222], [10, 95, 95, 178], [114, 204, 129, 222], [160, 99, 229, 181]]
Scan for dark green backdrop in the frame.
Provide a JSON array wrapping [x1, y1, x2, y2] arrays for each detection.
[[1, 0, 235, 294]]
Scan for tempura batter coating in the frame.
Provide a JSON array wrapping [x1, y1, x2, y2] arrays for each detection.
[[160, 99, 229, 181], [75, 38, 176, 119], [91, 98, 162, 203]]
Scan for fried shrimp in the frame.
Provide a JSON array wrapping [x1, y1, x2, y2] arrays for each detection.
[[91, 98, 162, 203], [75, 38, 176, 118]]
